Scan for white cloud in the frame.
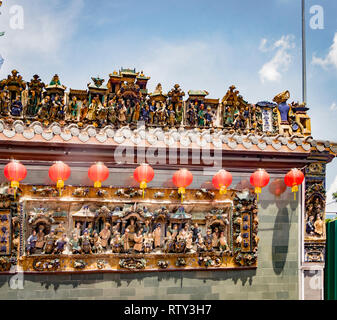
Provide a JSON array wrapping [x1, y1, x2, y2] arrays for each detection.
[[312, 32, 337, 70], [258, 35, 295, 83], [330, 102, 337, 111], [0, 0, 84, 77]]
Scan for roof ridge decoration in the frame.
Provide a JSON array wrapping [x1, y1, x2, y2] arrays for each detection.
[[0, 68, 325, 149]]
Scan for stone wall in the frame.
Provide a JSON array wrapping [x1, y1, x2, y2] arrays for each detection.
[[0, 190, 299, 300]]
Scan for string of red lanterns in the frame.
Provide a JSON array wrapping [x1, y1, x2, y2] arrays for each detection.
[[2, 160, 305, 202]]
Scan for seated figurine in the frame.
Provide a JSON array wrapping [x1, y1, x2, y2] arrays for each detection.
[[43, 230, 56, 254], [81, 230, 92, 254], [196, 233, 206, 252], [143, 232, 154, 253], [91, 231, 103, 254], [10, 96, 23, 117], [54, 233, 68, 254], [133, 230, 143, 253]]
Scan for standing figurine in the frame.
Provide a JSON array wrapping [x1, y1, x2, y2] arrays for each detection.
[[192, 223, 200, 242], [212, 227, 219, 248], [26, 230, 37, 256], [27, 90, 39, 116], [35, 225, 46, 253], [117, 100, 127, 125], [69, 233, 81, 254], [144, 232, 154, 253], [167, 105, 176, 127], [80, 98, 89, 122], [68, 96, 79, 121], [99, 223, 111, 251], [149, 100, 157, 125], [153, 224, 162, 248], [92, 231, 103, 253], [133, 230, 143, 253], [121, 228, 130, 253], [219, 231, 229, 253], [73, 222, 82, 238], [204, 106, 213, 127], [86, 98, 97, 121], [187, 103, 197, 126], [107, 99, 117, 125], [186, 232, 194, 252], [204, 229, 213, 251], [81, 230, 92, 254], [0, 86, 10, 115], [198, 104, 205, 126], [196, 233, 206, 252]]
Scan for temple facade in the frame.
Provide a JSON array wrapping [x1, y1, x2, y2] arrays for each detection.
[[0, 68, 335, 300]]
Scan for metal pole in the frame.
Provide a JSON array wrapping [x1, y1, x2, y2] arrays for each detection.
[[302, 0, 307, 104]]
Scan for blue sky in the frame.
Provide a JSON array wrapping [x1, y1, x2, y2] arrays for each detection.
[[0, 0, 337, 210]]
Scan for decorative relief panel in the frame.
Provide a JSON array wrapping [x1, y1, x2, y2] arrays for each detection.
[[13, 185, 260, 273]]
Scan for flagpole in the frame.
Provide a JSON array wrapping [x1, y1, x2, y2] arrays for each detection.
[[302, 0, 307, 104]]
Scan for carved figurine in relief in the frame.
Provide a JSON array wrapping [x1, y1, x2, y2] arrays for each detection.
[[314, 214, 324, 237], [196, 233, 206, 252], [110, 232, 122, 253], [212, 227, 219, 248], [81, 230, 92, 254], [99, 223, 111, 251], [10, 95, 23, 117], [204, 229, 213, 251], [148, 100, 156, 124], [79, 98, 89, 122], [0, 86, 10, 115], [92, 231, 103, 254], [35, 225, 46, 253], [219, 231, 229, 253], [133, 230, 143, 253], [73, 222, 82, 238], [164, 233, 175, 253], [306, 215, 315, 236], [68, 96, 79, 121], [190, 223, 199, 242], [144, 232, 154, 253], [157, 102, 167, 126], [38, 95, 51, 120], [153, 224, 162, 248], [86, 98, 97, 121], [204, 106, 214, 127], [26, 230, 37, 255], [54, 233, 68, 254], [117, 99, 127, 125], [69, 234, 81, 254], [167, 104, 176, 127], [186, 232, 194, 252], [43, 230, 56, 254], [187, 102, 197, 126], [121, 228, 130, 252]]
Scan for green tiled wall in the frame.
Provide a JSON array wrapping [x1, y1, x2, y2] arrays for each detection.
[[0, 192, 299, 300]]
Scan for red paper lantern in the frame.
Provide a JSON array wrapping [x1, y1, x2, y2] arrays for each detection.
[[250, 169, 270, 200], [284, 168, 304, 200], [212, 169, 232, 195], [88, 162, 109, 188], [133, 163, 155, 197], [49, 161, 71, 195], [172, 168, 193, 202], [4, 160, 27, 198], [269, 178, 287, 197]]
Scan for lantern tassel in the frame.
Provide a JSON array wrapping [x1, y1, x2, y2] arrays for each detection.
[[178, 187, 185, 203], [219, 185, 227, 195], [57, 180, 64, 196], [140, 181, 147, 199], [94, 181, 102, 188], [292, 185, 298, 201], [11, 181, 19, 200]]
